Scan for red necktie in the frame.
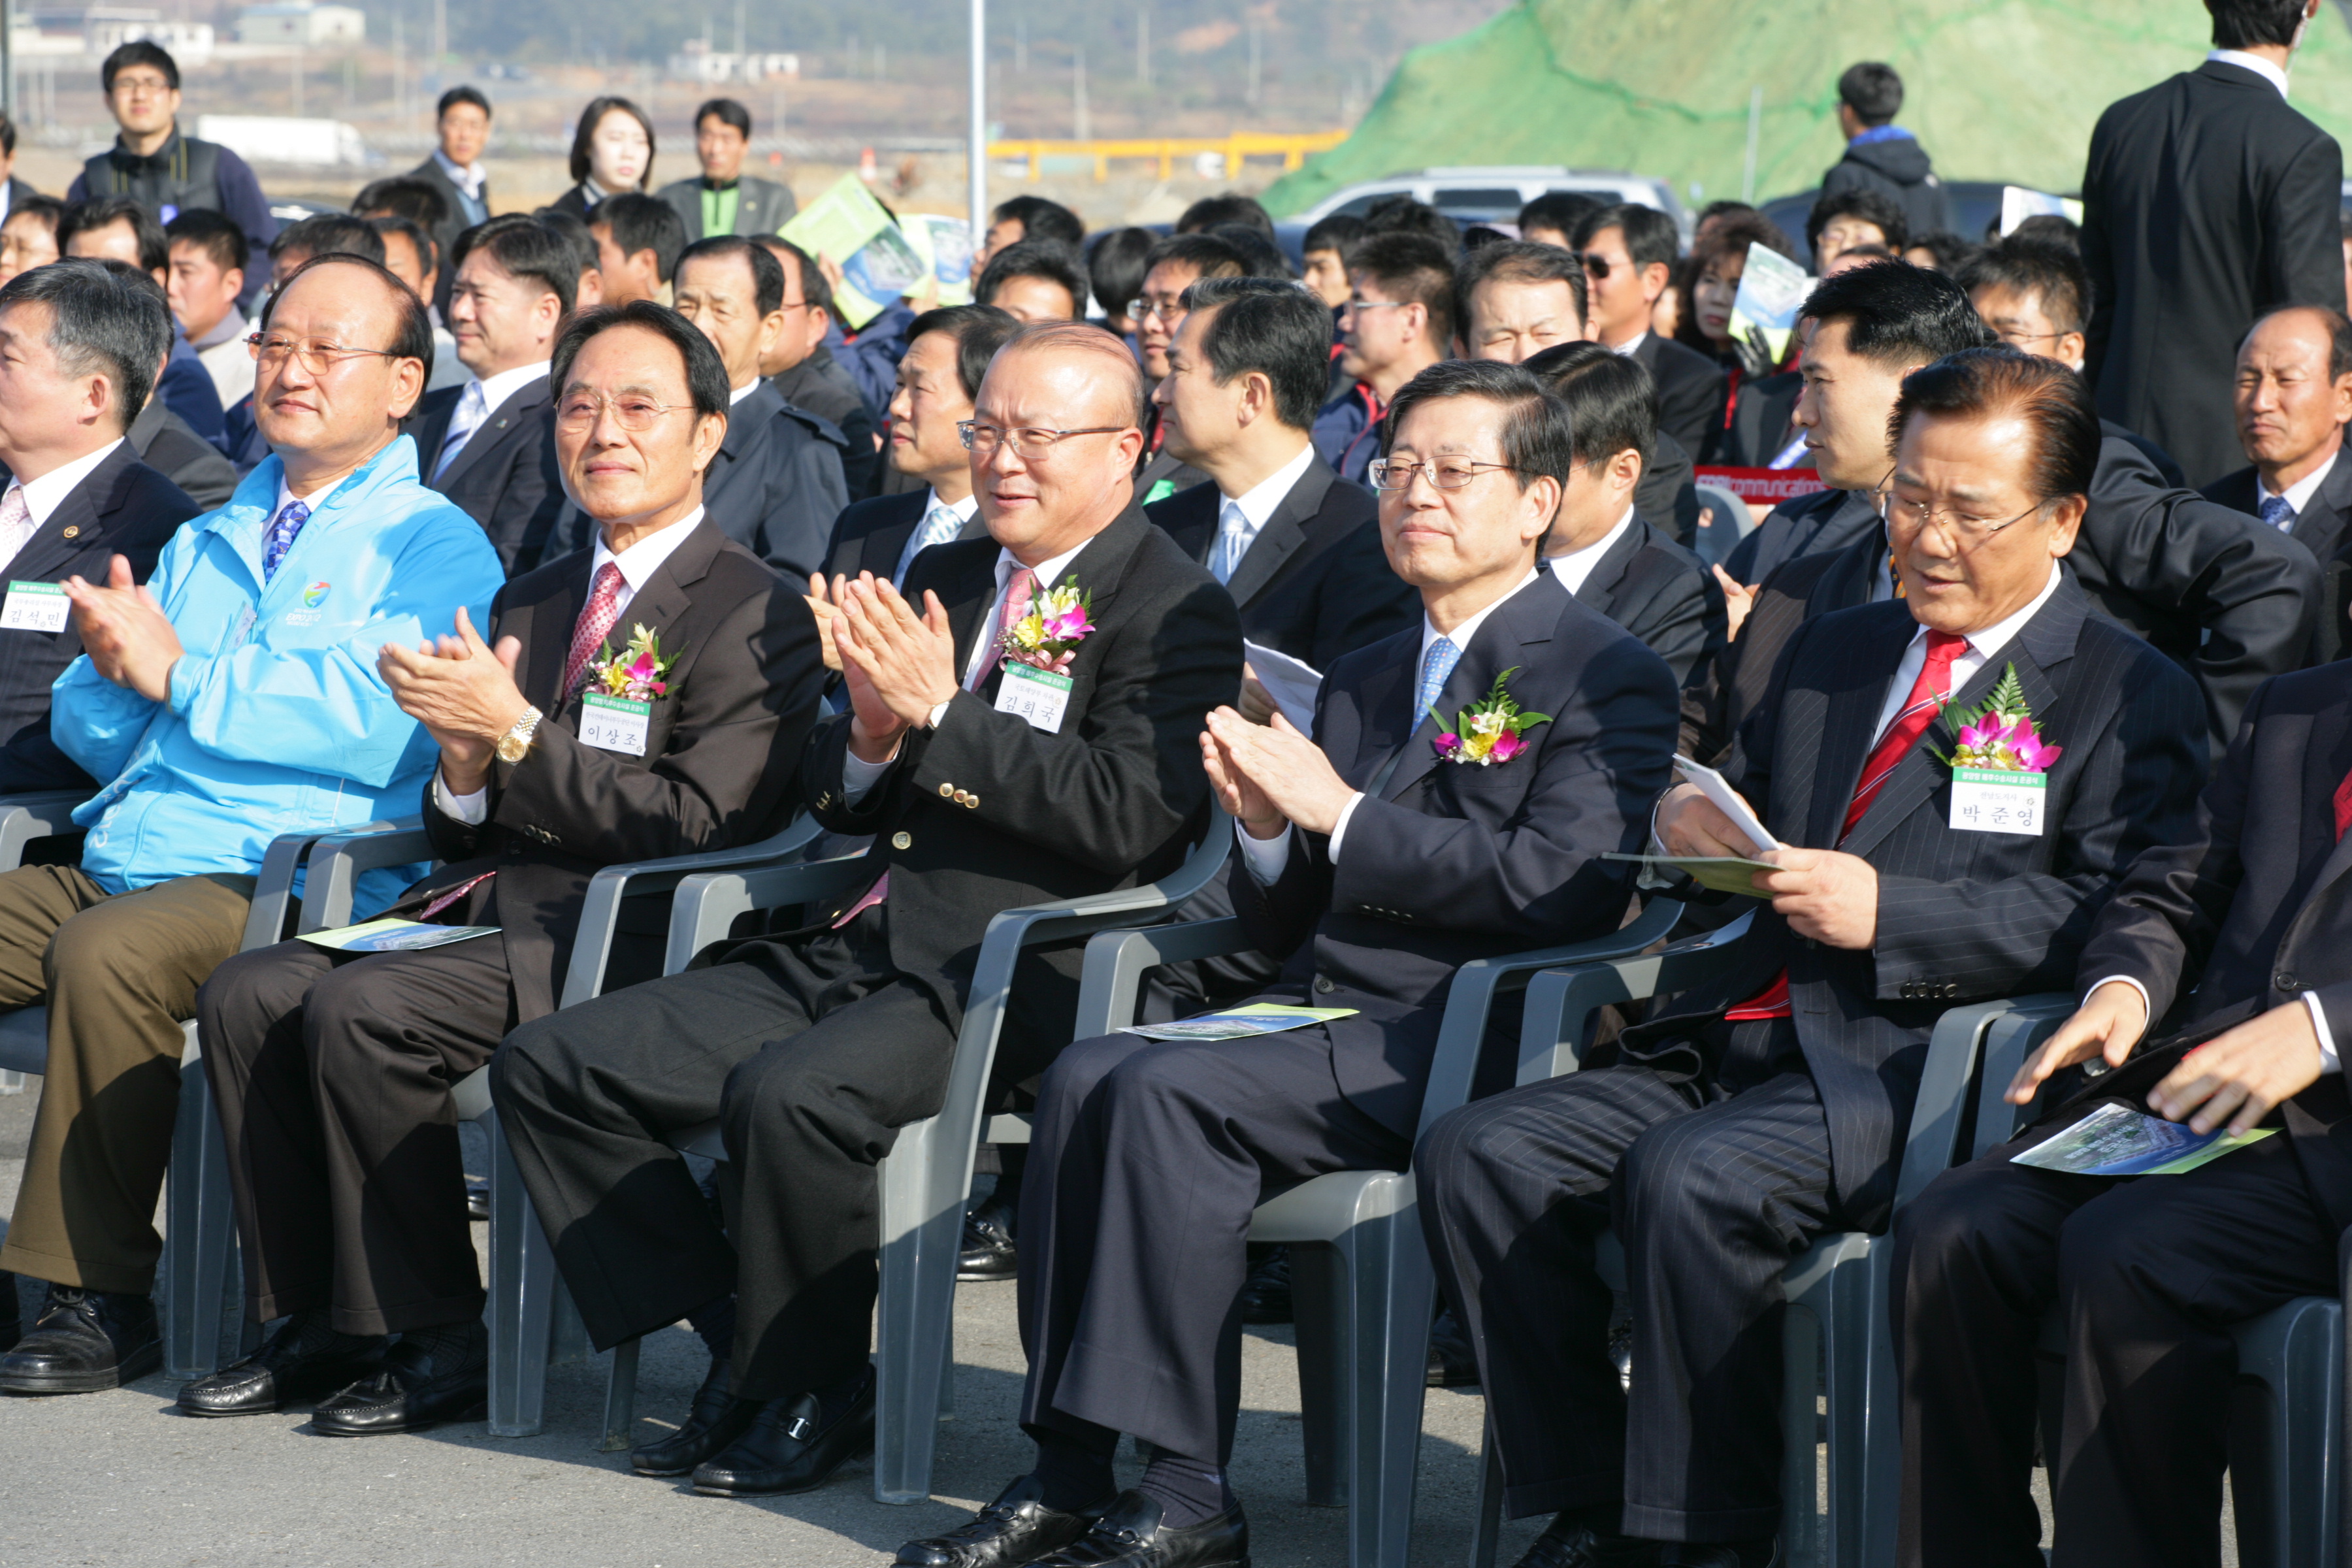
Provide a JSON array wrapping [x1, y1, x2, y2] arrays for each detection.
[[1726, 630, 1970, 1021], [2335, 768, 2352, 841], [561, 561, 626, 697]]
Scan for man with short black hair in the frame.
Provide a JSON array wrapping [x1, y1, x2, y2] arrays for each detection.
[[756, 235, 883, 503], [659, 97, 796, 242], [365, 214, 466, 393], [1573, 203, 1727, 457], [164, 208, 250, 408], [1087, 226, 1157, 336], [1299, 213, 1364, 309], [1518, 192, 1601, 252], [414, 214, 573, 574], [667, 234, 851, 580], [974, 239, 1086, 325], [410, 86, 491, 316], [587, 191, 686, 308], [1175, 193, 1276, 240], [2083, 0, 2344, 488], [70, 41, 274, 304], [1458, 240, 1590, 365], [1821, 61, 1951, 239], [975, 193, 1084, 272], [1808, 188, 1912, 274], [1133, 232, 1249, 504], [65, 195, 221, 442], [0, 109, 33, 225], [351, 176, 449, 238], [1314, 231, 1454, 487]]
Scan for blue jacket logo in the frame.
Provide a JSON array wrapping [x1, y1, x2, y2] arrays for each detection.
[[302, 581, 330, 608]]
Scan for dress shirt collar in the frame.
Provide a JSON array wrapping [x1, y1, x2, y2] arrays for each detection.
[[590, 507, 705, 598], [1420, 568, 1543, 668], [728, 379, 762, 406], [1545, 506, 1637, 596], [925, 487, 979, 523], [190, 306, 247, 353], [1609, 331, 1649, 359], [7, 438, 123, 527], [433, 148, 486, 200], [274, 471, 347, 517], [469, 359, 551, 420], [963, 536, 1095, 684], [702, 175, 741, 192], [2209, 48, 2291, 99], [1900, 561, 2063, 664], [2261, 446, 2338, 519], [580, 176, 616, 208], [1219, 440, 1318, 529]]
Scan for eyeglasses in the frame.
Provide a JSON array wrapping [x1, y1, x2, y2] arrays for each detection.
[[555, 389, 695, 433], [1888, 495, 2051, 546], [1579, 252, 1623, 279], [1124, 298, 1184, 323], [246, 333, 404, 373], [1344, 297, 1409, 314], [1989, 327, 2066, 348], [1366, 457, 1517, 491], [958, 421, 1130, 459]]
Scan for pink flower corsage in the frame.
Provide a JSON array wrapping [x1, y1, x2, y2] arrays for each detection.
[[1432, 667, 1551, 765], [998, 576, 1096, 676], [585, 623, 676, 702], [1937, 662, 2062, 772]]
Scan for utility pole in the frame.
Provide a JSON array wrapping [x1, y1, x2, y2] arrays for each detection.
[[1136, 7, 1148, 88], [1742, 84, 1762, 203], [734, 0, 745, 59], [1246, 20, 1260, 110], [968, 0, 987, 242], [432, 0, 446, 65], [1, 0, 16, 120], [1072, 44, 1087, 140], [1014, 14, 1026, 74]]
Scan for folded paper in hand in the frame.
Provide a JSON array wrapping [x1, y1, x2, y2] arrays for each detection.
[[1602, 852, 1778, 897], [1241, 641, 1321, 736], [1671, 755, 1780, 853], [2010, 1102, 2274, 1177]]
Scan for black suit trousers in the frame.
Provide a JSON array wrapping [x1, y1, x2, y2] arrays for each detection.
[[1016, 1015, 1406, 1463], [1890, 1126, 2337, 1568], [198, 934, 517, 1335], [490, 908, 960, 1401], [1416, 1048, 1840, 1543]]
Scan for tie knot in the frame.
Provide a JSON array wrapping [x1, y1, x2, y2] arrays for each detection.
[[279, 500, 309, 527], [591, 561, 623, 598], [2260, 493, 2296, 530], [1923, 629, 1968, 667]]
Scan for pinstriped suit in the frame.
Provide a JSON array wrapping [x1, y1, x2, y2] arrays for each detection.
[[1416, 578, 2208, 1544]]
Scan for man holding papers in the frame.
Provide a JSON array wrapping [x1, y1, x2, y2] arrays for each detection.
[[1414, 348, 2204, 1568], [176, 303, 821, 1433], [1893, 665, 2352, 1563], [896, 360, 1674, 1568]]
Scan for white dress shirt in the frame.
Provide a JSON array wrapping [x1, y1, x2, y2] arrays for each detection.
[[891, 488, 980, 587], [434, 148, 487, 205], [1609, 331, 1649, 358], [0, 438, 124, 572], [840, 534, 1094, 802], [2259, 447, 2338, 527], [1544, 508, 1637, 596], [730, 380, 762, 406], [436, 509, 707, 823], [2208, 47, 2291, 99], [1238, 568, 1543, 883], [1209, 442, 1318, 585], [434, 359, 551, 480]]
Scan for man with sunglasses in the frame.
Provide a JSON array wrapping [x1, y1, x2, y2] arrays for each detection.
[[897, 359, 1675, 1568], [492, 321, 1241, 1499], [1417, 348, 2206, 1568], [175, 302, 823, 1435], [0, 252, 504, 1395], [1570, 203, 1727, 459]]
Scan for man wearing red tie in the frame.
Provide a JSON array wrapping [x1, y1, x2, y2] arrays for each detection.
[[1414, 348, 2210, 1568]]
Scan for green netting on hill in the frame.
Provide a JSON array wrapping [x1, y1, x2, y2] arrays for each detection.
[[1262, 0, 2352, 217]]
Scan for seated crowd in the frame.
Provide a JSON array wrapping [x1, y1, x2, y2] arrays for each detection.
[[0, 14, 2347, 1568]]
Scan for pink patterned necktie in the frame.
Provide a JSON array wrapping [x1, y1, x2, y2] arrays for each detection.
[[0, 484, 32, 570], [561, 562, 626, 696]]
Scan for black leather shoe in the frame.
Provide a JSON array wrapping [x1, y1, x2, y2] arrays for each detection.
[[1513, 1514, 1661, 1568], [465, 1178, 490, 1222], [691, 1368, 874, 1496], [177, 1311, 389, 1416], [1655, 1541, 1778, 1568], [1427, 1306, 1479, 1388], [895, 1474, 1107, 1567], [0, 1284, 159, 1394], [310, 1322, 487, 1436], [1238, 1247, 1291, 1325], [958, 1194, 1019, 1282], [1030, 1491, 1249, 1567], [632, 1357, 763, 1477]]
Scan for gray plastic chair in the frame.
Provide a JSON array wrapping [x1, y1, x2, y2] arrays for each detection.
[[1464, 918, 2071, 1568], [582, 811, 1237, 1483], [1691, 485, 1759, 569], [1063, 896, 1688, 1568], [0, 790, 96, 1096], [192, 811, 825, 1433]]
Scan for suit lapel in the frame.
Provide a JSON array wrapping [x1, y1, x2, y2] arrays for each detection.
[[1152, 483, 1218, 566], [1224, 459, 1333, 606], [2293, 687, 2352, 906], [1568, 516, 1648, 612], [1804, 605, 1921, 849], [437, 376, 549, 493], [3, 447, 120, 583], [1380, 576, 1561, 803]]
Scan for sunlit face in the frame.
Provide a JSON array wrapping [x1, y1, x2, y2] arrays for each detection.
[[1301, 248, 1350, 308], [438, 101, 489, 167], [989, 272, 1079, 325], [1135, 258, 1199, 380], [888, 329, 976, 487], [672, 250, 784, 389], [1971, 284, 2084, 372], [587, 108, 651, 191], [555, 322, 727, 527], [0, 213, 58, 286], [1339, 272, 1426, 381], [1887, 408, 2081, 634], [1691, 252, 1744, 345], [1578, 225, 1667, 345], [696, 114, 748, 184], [1815, 212, 1888, 270], [1790, 316, 1918, 493], [253, 263, 426, 460], [376, 229, 429, 299], [0, 299, 128, 465], [168, 240, 244, 340], [2234, 308, 2352, 474], [1377, 395, 1556, 593], [447, 251, 563, 378], [1465, 276, 1584, 363], [107, 63, 177, 138], [968, 344, 1145, 561]]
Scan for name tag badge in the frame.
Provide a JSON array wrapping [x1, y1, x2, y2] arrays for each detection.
[[994, 662, 1072, 732], [0, 580, 68, 633], [578, 692, 650, 755], [1950, 766, 2047, 836]]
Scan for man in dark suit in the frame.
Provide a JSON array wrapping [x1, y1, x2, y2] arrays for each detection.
[[410, 216, 572, 575], [172, 302, 823, 1435], [2202, 303, 2352, 662], [896, 359, 1676, 1568], [1891, 671, 2352, 1568], [1526, 342, 1726, 685], [1571, 203, 1727, 460], [1418, 349, 2206, 1568], [1312, 232, 1451, 489], [0, 261, 199, 793], [662, 235, 849, 581], [491, 323, 1241, 1498], [409, 87, 493, 318], [756, 237, 883, 502], [125, 376, 232, 508], [1147, 276, 1416, 672], [2082, 0, 2345, 487], [657, 98, 796, 243]]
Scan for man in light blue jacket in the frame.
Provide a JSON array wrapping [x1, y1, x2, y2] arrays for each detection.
[[0, 252, 501, 1393]]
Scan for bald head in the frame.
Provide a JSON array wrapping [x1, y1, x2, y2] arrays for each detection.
[[2234, 304, 2352, 491], [970, 322, 1149, 564]]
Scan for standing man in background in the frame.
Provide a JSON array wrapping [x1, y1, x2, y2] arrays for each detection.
[[660, 99, 796, 243], [411, 86, 493, 318], [69, 42, 274, 306], [2082, 0, 2344, 487], [1820, 62, 1951, 240]]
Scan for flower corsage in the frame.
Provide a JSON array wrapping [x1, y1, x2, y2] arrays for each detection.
[[1935, 664, 2061, 773], [999, 576, 1096, 675], [585, 623, 677, 702], [1432, 667, 1551, 765]]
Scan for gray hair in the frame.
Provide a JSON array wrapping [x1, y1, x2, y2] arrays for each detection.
[[0, 257, 166, 432]]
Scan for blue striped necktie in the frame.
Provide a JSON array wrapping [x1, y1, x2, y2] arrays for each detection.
[[1416, 636, 1461, 725], [261, 500, 310, 581]]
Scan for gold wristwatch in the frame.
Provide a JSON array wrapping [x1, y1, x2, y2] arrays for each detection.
[[495, 706, 544, 764]]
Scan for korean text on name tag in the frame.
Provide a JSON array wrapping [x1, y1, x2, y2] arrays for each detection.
[[994, 662, 1071, 732]]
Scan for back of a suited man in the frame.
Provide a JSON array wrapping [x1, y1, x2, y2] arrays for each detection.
[[2082, 0, 2347, 487]]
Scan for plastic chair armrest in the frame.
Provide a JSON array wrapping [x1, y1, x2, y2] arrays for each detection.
[[0, 789, 91, 872], [1514, 909, 1752, 1086], [1071, 917, 1254, 1037], [295, 819, 434, 933]]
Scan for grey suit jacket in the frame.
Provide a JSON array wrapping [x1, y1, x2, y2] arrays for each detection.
[[659, 174, 798, 241]]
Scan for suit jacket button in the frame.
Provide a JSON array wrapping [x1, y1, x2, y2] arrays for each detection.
[[1314, 976, 1335, 994], [1943, 983, 1959, 999], [1900, 982, 1915, 999], [966, 794, 979, 809], [2278, 972, 2299, 992], [891, 831, 912, 850], [61, 525, 78, 538], [938, 782, 956, 799]]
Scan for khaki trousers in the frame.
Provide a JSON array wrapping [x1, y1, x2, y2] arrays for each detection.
[[0, 866, 253, 1294]]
